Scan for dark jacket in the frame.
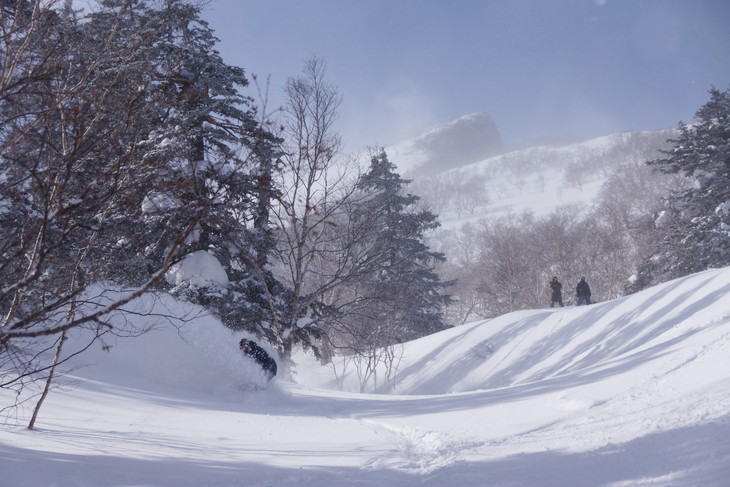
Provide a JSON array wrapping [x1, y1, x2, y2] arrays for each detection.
[[550, 279, 562, 300], [576, 279, 591, 297], [240, 339, 277, 378]]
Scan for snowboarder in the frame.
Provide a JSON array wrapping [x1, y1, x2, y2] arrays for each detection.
[[576, 277, 592, 305], [550, 276, 564, 307], [239, 339, 277, 380]]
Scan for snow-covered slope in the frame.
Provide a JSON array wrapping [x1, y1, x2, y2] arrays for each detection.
[[387, 116, 674, 227], [2, 267, 729, 486], [314, 266, 730, 397], [386, 112, 503, 176]]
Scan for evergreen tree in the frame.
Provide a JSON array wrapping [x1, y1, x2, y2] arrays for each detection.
[[348, 151, 452, 342], [0, 0, 190, 338], [127, 0, 289, 343], [0, 0, 211, 409], [0, 0, 285, 400], [631, 86, 730, 290]]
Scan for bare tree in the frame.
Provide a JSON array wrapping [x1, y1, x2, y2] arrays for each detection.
[[265, 57, 358, 370]]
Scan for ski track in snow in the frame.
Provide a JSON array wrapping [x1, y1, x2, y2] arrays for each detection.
[[359, 420, 484, 474]]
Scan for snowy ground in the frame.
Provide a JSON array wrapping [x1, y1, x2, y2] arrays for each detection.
[[2, 267, 730, 486]]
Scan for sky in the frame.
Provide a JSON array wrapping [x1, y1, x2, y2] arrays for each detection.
[[200, 0, 730, 151], [2, 265, 728, 485]]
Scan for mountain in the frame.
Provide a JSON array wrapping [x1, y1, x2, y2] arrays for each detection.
[[399, 125, 677, 227], [386, 112, 503, 176], [2, 267, 729, 486], [383, 113, 677, 230]]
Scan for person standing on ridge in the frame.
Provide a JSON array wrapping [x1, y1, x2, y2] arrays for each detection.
[[576, 276, 592, 305], [550, 276, 564, 307]]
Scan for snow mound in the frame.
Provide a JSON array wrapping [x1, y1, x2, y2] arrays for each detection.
[[64, 292, 273, 395], [165, 250, 229, 288], [2, 268, 729, 487]]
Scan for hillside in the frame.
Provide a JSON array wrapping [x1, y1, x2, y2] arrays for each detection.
[[386, 112, 504, 176], [386, 115, 676, 226], [2, 267, 729, 486]]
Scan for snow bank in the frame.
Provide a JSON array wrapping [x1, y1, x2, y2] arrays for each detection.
[[64, 291, 271, 395], [165, 250, 229, 288]]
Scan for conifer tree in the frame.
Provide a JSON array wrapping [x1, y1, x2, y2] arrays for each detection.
[[631, 86, 730, 290], [130, 0, 288, 342], [348, 150, 452, 342], [0, 0, 209, 411], [0, 0, 284, 410]]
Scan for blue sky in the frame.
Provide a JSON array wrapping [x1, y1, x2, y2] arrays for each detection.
[[202, 0, 730, 151]]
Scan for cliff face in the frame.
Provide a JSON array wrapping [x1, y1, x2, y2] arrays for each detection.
[[387, 112, 503, 176]]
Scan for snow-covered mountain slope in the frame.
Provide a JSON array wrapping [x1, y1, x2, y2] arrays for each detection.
[[386, 112, 503, 176], [386, 114, 675, 226], [1, 267, 729, 486]]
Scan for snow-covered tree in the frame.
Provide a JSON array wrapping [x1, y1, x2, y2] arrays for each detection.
[[631, 86, 730, 290], [314, 151, 452, 390], [0, 0, 208, 422], [0, 0, 281, 421], [345, 151, 452, 342], [70, 1, 290, 349]]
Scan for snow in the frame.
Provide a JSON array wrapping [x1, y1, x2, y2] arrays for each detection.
[[386, 112, 503, 176], [716, 199, 730, 216], [165, 250, 229, 288], [394, 126, 676, 232], [296, 317, 315, 328], [2, 267, 730, 486], [141, 192, 182, 214], [655, 210, 673, 228]]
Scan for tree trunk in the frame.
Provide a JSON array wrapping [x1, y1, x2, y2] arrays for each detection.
[[28, 331, 66, 429]]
